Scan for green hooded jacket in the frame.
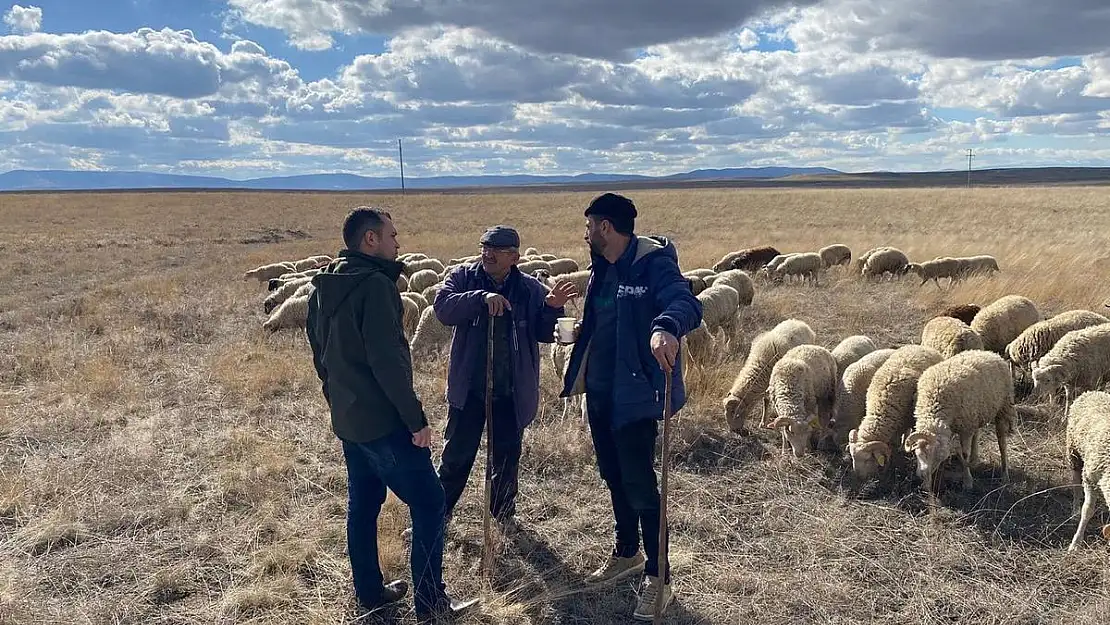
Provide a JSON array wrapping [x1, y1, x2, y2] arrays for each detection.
[[305, 249, 427, 442]]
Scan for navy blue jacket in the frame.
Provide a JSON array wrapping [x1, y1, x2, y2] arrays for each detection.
[[560, 236, 703, 429], [434, 262, 563, 431]]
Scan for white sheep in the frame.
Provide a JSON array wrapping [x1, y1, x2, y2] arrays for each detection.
[[831, 335, 879, 378], [263, 287, 314, 332], [1031, 323, 1110, 406], [683, 268, 717, 280], [244, 261, 297, 283], [1064, 390, 1110, 550], [524, 247, 541, 256], [853, 247, 889, 273], [264, 276, 313, 314], [291, 256, 331, 272], [408, 269, 441, 294], [723, 319, 817, 434], [542, 270, 591, 296], [774, 252, 824, 284], [764, 344, 839, 457], [540, 254, 558, 261], [765, 254, 797, 273], [819, 244, 852, 268], [696, 284, 740, 333], [550, 342, 587, 422], [421, 284, 443, 304], [401, 291, 429, 312], [921, 316, 984, 359], [710, 270, 755, 306], [404, 258, 446, 277], [398, 253, 428, 262], [907, 257, 961, 288], [546, 258, 580, 276], [409, 306, 454, 359], [832, 348, 896, 446], [401, 296, 420, 338], [396, 273, 410, 292], [846, 345, 944, 480], [1005, 310, 1110, 370], [682, 321, 716, 368], [970, 294, 1041, 353], [860, 248, 909, 281], [903, 350, 1015, 493], [517, 260, 552, 276], [956, 255, 1000, 278]]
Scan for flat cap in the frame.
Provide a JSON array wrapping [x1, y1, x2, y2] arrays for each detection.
[[479, 225, 520, 249]]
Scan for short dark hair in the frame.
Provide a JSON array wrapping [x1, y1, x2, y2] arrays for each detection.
[[585, 192, 636, 236], [342, 206, 391, 251]]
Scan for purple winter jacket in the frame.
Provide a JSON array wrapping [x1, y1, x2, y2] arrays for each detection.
[[433, 262, 564, 431]]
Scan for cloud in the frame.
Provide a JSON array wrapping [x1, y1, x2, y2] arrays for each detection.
[[3, 5, 42, 34]]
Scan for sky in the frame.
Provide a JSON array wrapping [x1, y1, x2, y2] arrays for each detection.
[[2, 0, 1110, 179]]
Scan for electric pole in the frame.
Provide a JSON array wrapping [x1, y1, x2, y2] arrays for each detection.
[[966, 148, 974, 188], [398, 139, 406, 195]]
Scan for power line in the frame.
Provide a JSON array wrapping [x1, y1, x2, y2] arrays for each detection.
[[398, 138, 406, 195]]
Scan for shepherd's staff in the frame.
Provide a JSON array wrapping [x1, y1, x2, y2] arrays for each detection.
[[481, 314, 496, 577], [654, 367, 674, 625]]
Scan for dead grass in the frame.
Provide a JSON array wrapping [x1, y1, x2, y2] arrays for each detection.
[[2, 187, 1110, 624]]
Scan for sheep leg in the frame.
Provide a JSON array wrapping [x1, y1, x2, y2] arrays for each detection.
[[994, 419, 1009, 483], [1069, 481, 1098, 551], [968, 430, 981, 468], [1069, 464, 1083, 518]]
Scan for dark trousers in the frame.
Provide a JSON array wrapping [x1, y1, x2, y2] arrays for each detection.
[[437, 394, 522, 521], [341, 429, 448, 615], [586, 393, 671, 582]]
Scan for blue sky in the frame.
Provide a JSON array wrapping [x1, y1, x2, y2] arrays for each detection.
[[2, 0, 1110, 178]]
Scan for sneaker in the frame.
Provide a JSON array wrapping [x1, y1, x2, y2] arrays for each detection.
[[358, 579, 409, 612], [585, 552, 646, 585], [632, 575, 674, 621], [415, 594, 480, 623]]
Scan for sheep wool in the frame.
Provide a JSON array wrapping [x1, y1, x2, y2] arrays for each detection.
[[831, 335, 879, 377], [766, 344, 839, 457], [1031, 323, 1110, 401], [1064, 390, 1110, 550], [421, 283, 443, 304], [818, 244, 852, 268], [546, 258, 580, 276], [408, 269, 441, 294], [401, 296, 420, 338], [244, 261, 297, 283], [904, 350, 1015, 493], [727, 246, 782, 272], [936, 303, 980, 325], [921, 316, 984, 359], [860, 248, 909, 280], [264, 276, 313, 314], [712, 251, 744, 273], [409, 305, 454, 358], [775, 252, 823, 284], [847, 345, 943, 480], [263, 290, 313, 332], [833, 348, 896, 446], [696, 284, 741, 333], [765, 254, 797, 273], [711, 270, 755, 306], [853, 247, 890, 273], [723, 319, 817, 434], [686, 276, 709, 296], [396, 273, 410, 292], [516, 260, 552, 276], [908, 257, 961, 287], [1005, 310, 1110, 369], [683, 268, 718, 280], [401, 291, 430, 312], [970, 294, 1041, 353], [682, 321, 715, 367], [404, 258, 446, 277]]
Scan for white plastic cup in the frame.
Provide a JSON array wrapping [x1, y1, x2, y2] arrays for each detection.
[[556, 317, 577, 343]]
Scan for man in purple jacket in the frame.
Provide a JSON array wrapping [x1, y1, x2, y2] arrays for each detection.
[[433, 225, 578, 531]]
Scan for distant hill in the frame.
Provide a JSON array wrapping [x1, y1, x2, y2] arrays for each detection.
[[0, 167, 841, 192]]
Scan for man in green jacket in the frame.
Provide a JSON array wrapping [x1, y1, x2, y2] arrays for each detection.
[[306, 206, 476, 620]]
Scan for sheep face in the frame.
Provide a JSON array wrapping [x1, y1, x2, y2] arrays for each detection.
[[768, 416, 819, 458], [724, 396, 755, 434], [904, 430, 957, 490], [1031, 363, 1067, 399], [846, 433, 892, 480]]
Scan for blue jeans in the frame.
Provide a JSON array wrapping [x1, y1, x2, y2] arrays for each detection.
[[341, 429, 448, 615]]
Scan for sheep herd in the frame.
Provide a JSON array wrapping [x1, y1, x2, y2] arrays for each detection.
[[241, 242, 1110, 550]]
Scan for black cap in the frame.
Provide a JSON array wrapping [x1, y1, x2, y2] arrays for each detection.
[[479, 225, 520, 248], [584, 192, 637, 222]]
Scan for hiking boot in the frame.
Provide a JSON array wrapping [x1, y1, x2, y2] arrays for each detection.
[[632, 575, 674, 621], [357, 580, 409, 612], [585, 552, 645, 585]]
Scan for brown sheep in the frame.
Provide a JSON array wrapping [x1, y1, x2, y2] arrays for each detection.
[[727, 246, 782, 273], [936, 303, 981, 326]]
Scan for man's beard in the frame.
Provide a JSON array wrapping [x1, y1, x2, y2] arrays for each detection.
[[588, 238, 605, 256]]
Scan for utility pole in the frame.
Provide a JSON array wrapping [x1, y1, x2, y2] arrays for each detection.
[[966, 148, 974, 188], [398, 138, 406, 195]]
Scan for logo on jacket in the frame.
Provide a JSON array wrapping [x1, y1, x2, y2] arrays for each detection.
[[616, 284, 649, 299]]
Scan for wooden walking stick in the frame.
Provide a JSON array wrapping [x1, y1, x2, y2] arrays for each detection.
[[654, 367, 674, 625], [481, 315, 496, 577]]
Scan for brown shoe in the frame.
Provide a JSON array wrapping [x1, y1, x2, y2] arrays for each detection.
[[585, 552, 645, 585]]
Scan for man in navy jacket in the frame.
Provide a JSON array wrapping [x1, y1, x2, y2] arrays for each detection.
[[559, 193, 702, 622], [433, 225, 578, 531]]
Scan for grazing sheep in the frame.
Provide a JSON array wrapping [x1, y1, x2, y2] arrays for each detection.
[[970, 294, 1041, 353], [408, 269, 441, 294], [853, 247, 889, 273], [908, 257, 961, 288], [546, 258, 580, 276], [396, 273, 410, 292], [696, 284, 741, 333], [269, 268, 322, 290], [682, 321, 716, 368], [713, 251, 744, 273], [765, 254, 797, 273], [421, 283, 443, 304], [401, 296, 420, 338], [1064, 390, 1110, 550], [922, 316, 984, 359], [765, 344, 839, 457], [847, 345, 944, 480], [710, 270, 755, 306], [264, 276, 313, 314], [516, 260, 552, 276], [1031, 323, 1110, 405], [904, 350, 1015, 493], [1006, 310, 1110, 369], [398, 253, 428, 262], [726, 246, 782, 272], [448, 255, 480, 265], [684, 268, 718, 280], [774, 252, 824, 284], [832, 335, 879, 378], [539, 254, 558, 261], [404, 258, 446, 277], [686, 276, 709, 295], [936, 304, 980, 325], [263, 288, 313, 332], [956, 255, 1000, 278], [409, 306, 454, 358], [542, 269, 591, 295], [401, 291, 429, 312], [291, 256, 329, 272], [818, 244, 852, 269], [244, 261, 297, 283], [833, 348, 896, 446], [860, 248, 910, 281], [723, 319, 817, 434]]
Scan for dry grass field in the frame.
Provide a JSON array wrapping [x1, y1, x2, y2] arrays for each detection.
[[2, 186, 1110, 625]]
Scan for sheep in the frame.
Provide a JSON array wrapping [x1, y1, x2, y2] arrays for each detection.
[[401, 291, 429, 312], [847, 345, 944, 480], [907, 257, 961, 288], [409, 306, 454, 358], [723, 319, 817, 435], [936, 304, 980, 325], [970, 294, 1041, 353], [396, 273, 410, 292], [524, 247, 541, 256], [1005, 310, 1110, 370], [710, 270, 755, 306], [773, 252, 824, 284], [831, 335, 879, 378], [1064, 390, 1110, 550], [269, 268, 323, 291], [264, 276, 313, 314], [818, 244, 852, 269], [400, 296, 421, 338], [764, 344, 839, 457], [404, 258, 446, 277], [398, 253, 428, 262], [408, 269, 441, 294], [1031, 323, 1110, 407], [291, 256, 330, 272], [682, 321, 716, 368], [421, 284, 443, 304], [540, 254, 558, 261], [546, 258, 580, 276], [956, 255, 1000, 278], [903, 350, 1015, 493], [550, 343, 588, 422], [765, 254, 797, 273], [921, 316, 984, 359], [712, 251, 744, 273], [244, 261, 297, 283], [696, 284, 741, 333], [516, 260, 552, 276], [263, 288, 313, 332], [683, 268, 717, 280], [541, 269, 591, 295], [686, 276, 709, 296], [726, 246, 782, 272], [832, 348, 896, 446], [448, 255, 480, 265], [853, 247, 890, 273], [860, 248, 909, 280]]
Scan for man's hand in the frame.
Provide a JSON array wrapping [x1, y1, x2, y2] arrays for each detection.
[[412, 426, 432, 448], [485, 292, 511, 316], [651, 330, 679, 373], [545, 280, 579, 308]]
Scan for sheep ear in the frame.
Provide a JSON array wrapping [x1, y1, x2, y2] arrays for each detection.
[[848, 429, 858, 444], [875, 454, 886, 467]]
